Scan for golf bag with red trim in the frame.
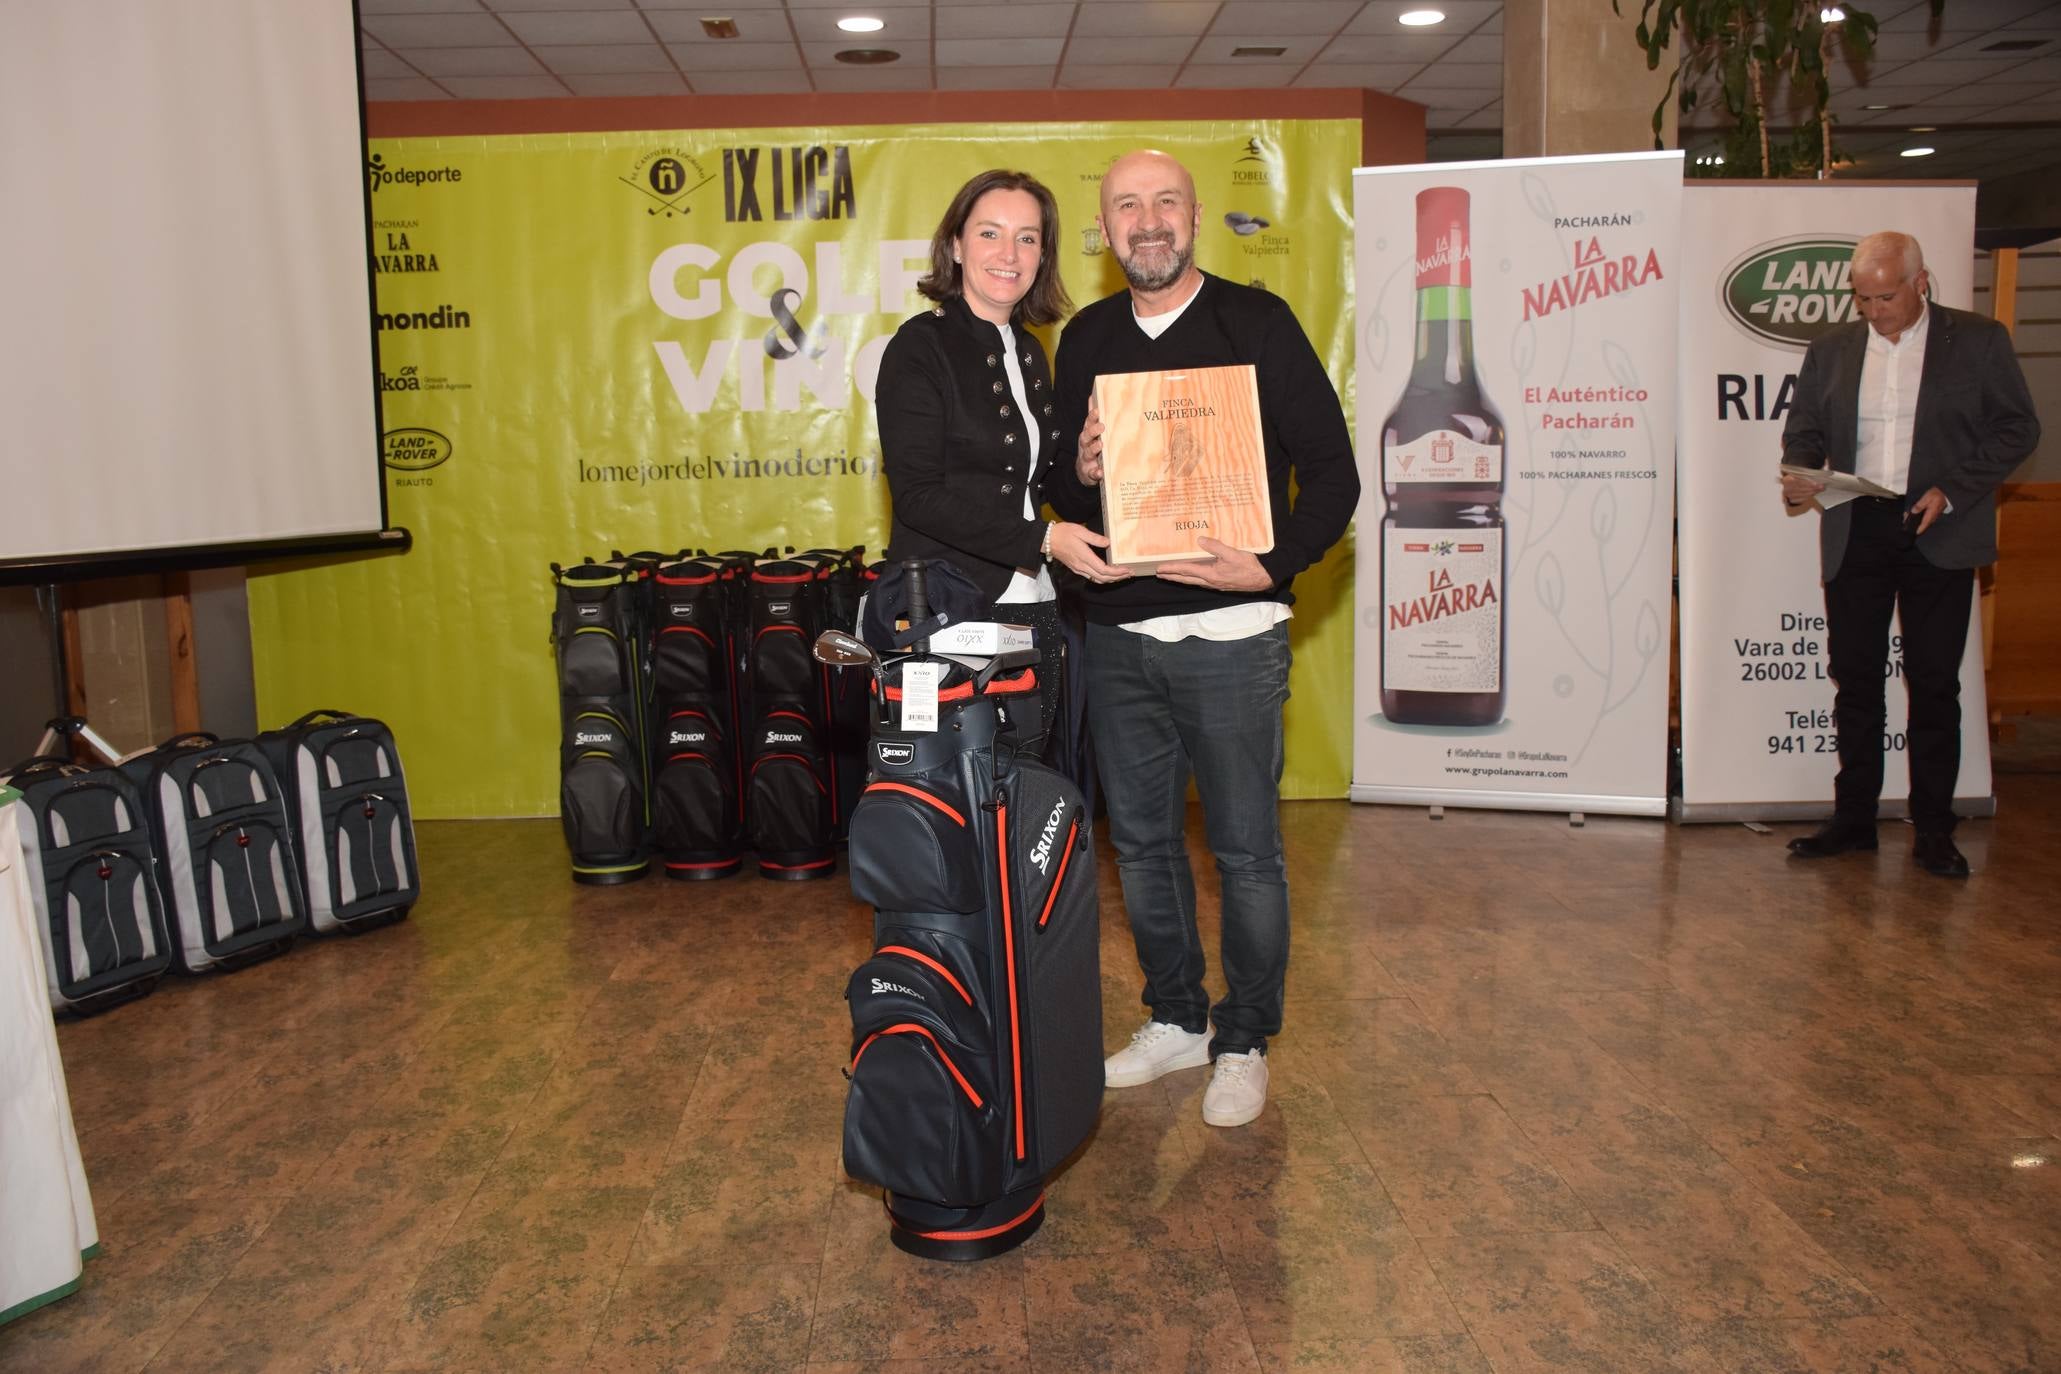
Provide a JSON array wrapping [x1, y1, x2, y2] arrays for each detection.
[[647, 552, 747, 880], [743, 555, 836, 878], [798, 547, 873, 841], [841, 646, 1102, 1260]]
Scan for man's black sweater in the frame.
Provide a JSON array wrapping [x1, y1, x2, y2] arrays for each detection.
[[1044, 272, 1359, 625]]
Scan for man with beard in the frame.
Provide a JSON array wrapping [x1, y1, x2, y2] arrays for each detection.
[[1043, 149, 1357, 1127]]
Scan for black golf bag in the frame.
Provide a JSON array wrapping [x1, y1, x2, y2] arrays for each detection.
[[743, 555, 835, 878], [799, 546, 872, 839], [838, 568, 1102, 1260], [647, 552, 746, 879], [4, 747, 173, 1014], [551, 558, 650, 883]]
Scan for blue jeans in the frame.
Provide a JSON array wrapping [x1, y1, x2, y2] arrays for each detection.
[[1085, 621, 1290, 1057]]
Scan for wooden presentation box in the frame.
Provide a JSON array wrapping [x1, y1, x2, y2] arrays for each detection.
[[1093, 363, 1272, 568]]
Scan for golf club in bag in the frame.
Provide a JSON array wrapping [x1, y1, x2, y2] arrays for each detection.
[[821, 560, 1102, 1260]]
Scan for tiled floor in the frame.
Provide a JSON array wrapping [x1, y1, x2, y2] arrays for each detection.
[[5, 765, 2060, 1373]]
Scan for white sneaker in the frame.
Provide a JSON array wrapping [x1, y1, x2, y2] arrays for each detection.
[[1201, 1050, 1269, 1127], [1104, 1020, 1213, 1088]]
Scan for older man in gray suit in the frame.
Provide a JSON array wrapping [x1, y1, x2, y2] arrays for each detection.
[[1779, 231, 2040, 877]]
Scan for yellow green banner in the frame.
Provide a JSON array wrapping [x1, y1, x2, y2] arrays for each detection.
[[249, 120, 1360, 817]]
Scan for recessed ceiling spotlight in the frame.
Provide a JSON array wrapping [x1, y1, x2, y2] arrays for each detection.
[[1819, 6, 1846, 22], [1908, 125, 1936, 133], [1900, 146, 1936, 158], [837, 16, 885, 34], [834, 47, 899, 64], [1861, 103, 1891, 110], [1399, 10, 1446, 26]]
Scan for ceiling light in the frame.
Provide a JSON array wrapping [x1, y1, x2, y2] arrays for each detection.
[[699, 17, 740, 39], [1399, 10, 1446, 26], [1908, 125, 1936, 133], [833, 47, 899, 64], [1861, 103, 1891, 110], [837, 16, 885, 34], [1819, 6, 1845, 21], [1900, 146, 1935, 158]]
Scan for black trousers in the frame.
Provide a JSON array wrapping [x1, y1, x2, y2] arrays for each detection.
[[1823, 497, 1974, 834]]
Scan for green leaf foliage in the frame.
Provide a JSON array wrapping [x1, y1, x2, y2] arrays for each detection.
[[1631, 0, 1885, 178]]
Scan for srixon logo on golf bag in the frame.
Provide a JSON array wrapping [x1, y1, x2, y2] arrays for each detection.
[[1029, 798, 1068, 874], [875, 741, 915, 767], [870, 977, 921, 999]]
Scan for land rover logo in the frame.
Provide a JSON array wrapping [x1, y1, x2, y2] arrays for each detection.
[[875, 741, 914, 767], [1721, 237, 1869, 349], [382, 427, 452, 471]]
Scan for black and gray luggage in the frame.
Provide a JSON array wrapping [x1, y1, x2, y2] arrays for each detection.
[[120, 733, 308, 973], [3, 748, 173, 1014], [831, 572, 1102, 1259], [257, 710, 418, 932], [551, 558, 651, 883]]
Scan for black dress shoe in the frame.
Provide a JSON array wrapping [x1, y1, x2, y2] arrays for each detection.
[[1787, 819, 1878, 858], [1913, 833, 1970, 878]]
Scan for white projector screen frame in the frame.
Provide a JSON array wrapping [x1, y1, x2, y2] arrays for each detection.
[[0, 0, 385, 572]]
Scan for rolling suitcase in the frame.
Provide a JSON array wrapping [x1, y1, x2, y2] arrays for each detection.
[[120, 732, 308, 973], [3, 740, 173, 1014], [257, 709, 419, 932], [831, 564, 1102, 1259]]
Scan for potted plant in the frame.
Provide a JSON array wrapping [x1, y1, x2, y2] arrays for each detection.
[[1613, 0, 1939, 177]]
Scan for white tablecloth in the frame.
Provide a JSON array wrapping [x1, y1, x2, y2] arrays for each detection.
[[0, 794, 98, 1326]]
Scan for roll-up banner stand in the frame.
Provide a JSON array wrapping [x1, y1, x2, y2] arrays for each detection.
[[1350, 153, 1682, 817], [1675, 182, 1991, 822]]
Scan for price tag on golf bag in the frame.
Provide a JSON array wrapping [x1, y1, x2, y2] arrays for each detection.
[[899, 662, 940, 732]]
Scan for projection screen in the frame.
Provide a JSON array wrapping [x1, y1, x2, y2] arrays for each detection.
[[0, 0, 384, 573]]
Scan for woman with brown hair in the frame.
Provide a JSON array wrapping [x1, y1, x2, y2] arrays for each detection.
[[875, 168, 1125, 758]]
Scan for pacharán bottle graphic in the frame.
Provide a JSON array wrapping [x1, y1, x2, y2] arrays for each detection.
[[1380, 185, 1508, 728]]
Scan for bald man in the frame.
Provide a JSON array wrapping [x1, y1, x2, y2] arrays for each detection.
[[1043, 150, 1358, 1126], [1780, 231, 2039, 877]]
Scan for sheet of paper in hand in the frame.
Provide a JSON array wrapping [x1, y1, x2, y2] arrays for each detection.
[[1093, 363, 1272, 568], [1779, 463, 1898, 499]]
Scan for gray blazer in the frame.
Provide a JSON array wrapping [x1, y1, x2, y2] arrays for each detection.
[[1780, 304, 2040, 579]]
